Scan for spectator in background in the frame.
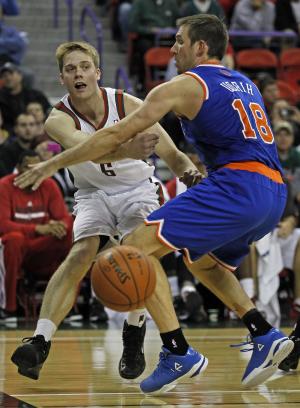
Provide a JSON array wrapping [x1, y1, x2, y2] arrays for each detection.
[[0, 3, 26, 65], [218, 0, 238, 23], [230, 0, 275, 50], [275, 121, 300, 195], [35, 140, 76, 209], [258, 76, 279, 116], [180, 0, 226, 21], [128, 0, 178, 91], [26, 101, 49, 146], [0, 109, 10, 145], [0, 113, 37, 177], [271, 99, 300, 146], [117, 1, 133, 52], [0, 63, 51, 133], [0, 150, 72, 321], [275, 0, 300, 36], [0, 0, 19, 16]]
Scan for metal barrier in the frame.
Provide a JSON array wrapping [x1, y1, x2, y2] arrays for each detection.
[[80, 4, 103, 76], [53, 0, 74, 41], [115, 66, 134, 94], [154, 28, 298, 46], [229, 30, 298, 38]]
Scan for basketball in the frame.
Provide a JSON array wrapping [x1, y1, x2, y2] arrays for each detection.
[[91, 245, 156, 312]]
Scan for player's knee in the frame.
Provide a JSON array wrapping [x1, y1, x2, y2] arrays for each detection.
[[67, 237, 98, 270], [123, 224, 163, 257]]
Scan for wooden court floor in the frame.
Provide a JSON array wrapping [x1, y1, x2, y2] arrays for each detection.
[[1, 326, 300, 407]]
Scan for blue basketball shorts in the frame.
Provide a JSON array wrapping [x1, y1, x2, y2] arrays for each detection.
[[145, 167, 287, 270]]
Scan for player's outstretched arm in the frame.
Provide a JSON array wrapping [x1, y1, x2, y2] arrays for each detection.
[[46, 108, 159, 163], [14, 75, 201, 190]]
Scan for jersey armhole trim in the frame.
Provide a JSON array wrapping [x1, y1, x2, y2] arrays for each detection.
[[54, 101, 81, 130], [184, 72, 209, 100], [115, 90, 125, 119]]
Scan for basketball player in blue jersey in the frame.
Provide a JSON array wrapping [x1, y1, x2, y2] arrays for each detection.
[[13, 14, 294, 394]]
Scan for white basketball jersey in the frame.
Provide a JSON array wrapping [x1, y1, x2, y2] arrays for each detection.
[[55, 88, 154, 194]]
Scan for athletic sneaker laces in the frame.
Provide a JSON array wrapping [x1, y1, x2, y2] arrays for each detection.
[[11, 335, 51, 380], [230, 334, 254, 352]]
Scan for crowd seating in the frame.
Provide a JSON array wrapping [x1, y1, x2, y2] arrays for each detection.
[[144, 47, 171, 92]]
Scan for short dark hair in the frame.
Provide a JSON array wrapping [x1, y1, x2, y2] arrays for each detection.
[[177, 14, 228, 60], [18, 150, 39, 166]]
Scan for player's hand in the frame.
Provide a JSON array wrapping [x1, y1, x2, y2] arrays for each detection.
[[14, 161, 58, 191], [126, 132, 159, 160], [179, 169, 205, 188]]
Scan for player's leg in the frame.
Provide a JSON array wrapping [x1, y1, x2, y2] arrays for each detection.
[[11, 235, 100, 380], [279, 233, 300, 371], [116, 182, 163, 380], [132, 169, 292, 389], [186, 253, 293, 387], [124, 224, 208, 394], [279, 317, 300, 371], [11, 191, 117, 380]]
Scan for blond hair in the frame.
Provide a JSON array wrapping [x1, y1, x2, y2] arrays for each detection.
[[55, 41, 100, 72]]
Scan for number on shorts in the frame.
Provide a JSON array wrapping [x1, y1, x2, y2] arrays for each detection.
[[232, 99, 274, 144], [100, 163, 116, 176]]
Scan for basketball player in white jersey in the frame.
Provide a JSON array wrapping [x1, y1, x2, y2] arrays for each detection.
[[11, 41, 201, 381]]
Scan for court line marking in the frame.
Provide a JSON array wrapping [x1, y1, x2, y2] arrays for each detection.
[[0, 335, 248, 343], [12, 389, 300, 397]]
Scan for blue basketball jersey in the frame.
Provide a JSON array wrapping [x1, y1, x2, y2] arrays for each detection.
[[180, 64, 282, 174]]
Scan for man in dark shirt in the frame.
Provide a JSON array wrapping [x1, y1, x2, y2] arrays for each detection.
[[0, 112, 37, 177], [0, 63, 51, 133]]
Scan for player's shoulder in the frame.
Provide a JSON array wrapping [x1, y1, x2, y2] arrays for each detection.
[[45, 106, 72, 127]]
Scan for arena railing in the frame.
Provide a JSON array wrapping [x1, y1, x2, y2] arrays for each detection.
[[80, 4, 103, 82], [53, 0, 74, 41], [229, 30, 297, 39], [115, 66, 134, 95], [153, 28, 297, 46]]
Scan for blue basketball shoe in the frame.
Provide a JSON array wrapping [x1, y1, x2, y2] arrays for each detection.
[[233, 328, 294, 388], [140, 346, 208, 394]]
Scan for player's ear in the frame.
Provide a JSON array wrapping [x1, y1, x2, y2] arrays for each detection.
[[196, 40, 207, 57], [96, 68, 101, 81], [59, 73, 64, 86]]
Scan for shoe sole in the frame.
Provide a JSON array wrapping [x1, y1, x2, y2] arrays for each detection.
[[11, 353, 41, 380], [242, 338, 294, 388], [142, 355, 208, 395]]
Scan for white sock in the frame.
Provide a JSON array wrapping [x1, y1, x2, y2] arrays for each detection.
[[127, 308, 146, 327], [240, 278, 255, 299], [34, 319, 57, 342]]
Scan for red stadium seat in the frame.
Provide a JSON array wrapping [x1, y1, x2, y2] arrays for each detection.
[[144, 47, 171, 92], [278, 48, 300, 96], [276, 80, 298, 105], [235, 49, 278, 78]]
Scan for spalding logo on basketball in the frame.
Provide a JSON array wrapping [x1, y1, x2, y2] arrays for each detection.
[[91, 245, 156, 312]]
